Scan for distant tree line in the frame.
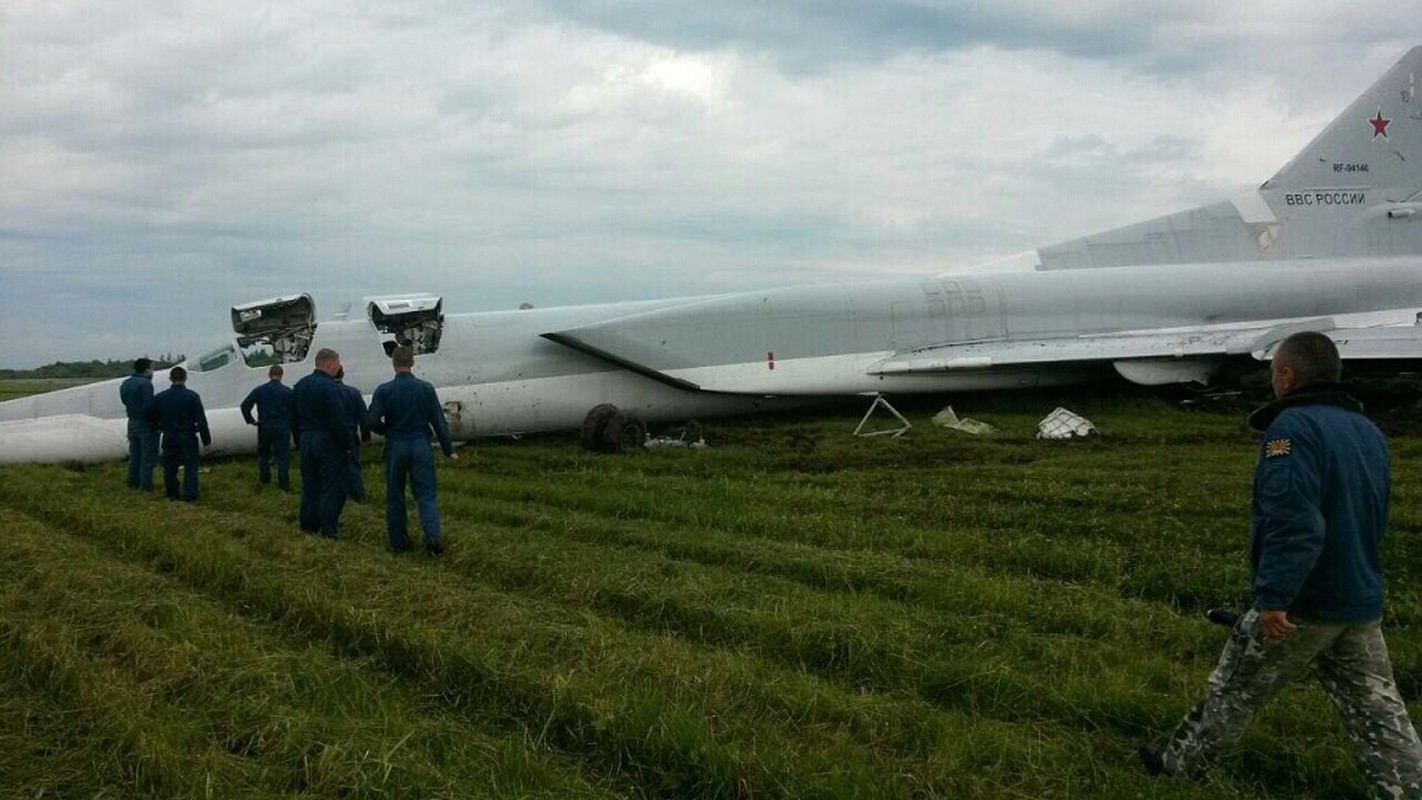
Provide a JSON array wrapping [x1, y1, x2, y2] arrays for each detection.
[[0, 356, 184, 380]]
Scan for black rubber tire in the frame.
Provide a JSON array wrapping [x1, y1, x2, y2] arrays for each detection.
[[580, 403, 619, 452], [603, 411, 647, 453]]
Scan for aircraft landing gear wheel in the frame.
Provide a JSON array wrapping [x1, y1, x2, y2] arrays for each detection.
[[603, 410, 646, 453], [580, 403, 619, 452]]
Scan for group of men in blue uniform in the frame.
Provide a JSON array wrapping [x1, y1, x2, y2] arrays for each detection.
[[123, 346, 457, 556], [121, 358, 211, 500], [239, 345, 456, 554]]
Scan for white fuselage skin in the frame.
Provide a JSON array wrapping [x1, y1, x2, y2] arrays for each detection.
[[1, 255, 1419, 465]]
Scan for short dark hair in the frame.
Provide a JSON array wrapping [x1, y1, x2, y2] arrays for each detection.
[[1274, 331, 1341, 386], [314, 348, 339, 367], [169, 366, 188, 383], [391, 346, 415, 369], [133, 358, 152, 373], [268, 364, 284, 378]]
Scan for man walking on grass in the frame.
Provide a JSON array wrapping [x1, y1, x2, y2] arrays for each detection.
[[1141, 331, 1422, 797]]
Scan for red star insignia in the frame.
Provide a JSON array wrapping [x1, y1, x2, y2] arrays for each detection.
[[1370, 109, 1391, 139]]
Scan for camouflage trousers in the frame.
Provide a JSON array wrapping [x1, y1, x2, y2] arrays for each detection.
[[1163, 610, 1422, 799]]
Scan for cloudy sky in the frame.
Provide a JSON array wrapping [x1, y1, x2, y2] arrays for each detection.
[[0, 2, 1415, 367]]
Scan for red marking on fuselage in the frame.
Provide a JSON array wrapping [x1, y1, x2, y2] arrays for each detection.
[[1370, 109, 1391, 139], [767, 351, 775, 370]]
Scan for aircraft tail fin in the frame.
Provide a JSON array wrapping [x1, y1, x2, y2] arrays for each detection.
[[1030, 47, 1422, 271], [1263, 46, 1421, 194]]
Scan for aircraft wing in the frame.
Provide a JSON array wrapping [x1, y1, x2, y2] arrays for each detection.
[[871, 321, 1422, 377], [870, 329, 1263, 375], [1323, 327, 1422, 360]]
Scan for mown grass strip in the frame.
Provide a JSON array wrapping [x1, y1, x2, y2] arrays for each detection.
[[0, 511, 620, 798], [0, 516, 253, 796], [447, 445, 1255, 608], [0, 467, 1286, 799], [17, 393, 1422, 799], [0, 667, 123, 798], [197, 481, 1218, 737]]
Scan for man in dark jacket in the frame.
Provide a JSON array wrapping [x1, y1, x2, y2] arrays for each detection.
[[292, 348, 351, 538], [1141, 332, 1422, 795], [144, 366, 211, 501], [368, 345, 457, 555], [240, 364, 295, 490], [120, 357, 159, 491], [335, 367, 371, 502]]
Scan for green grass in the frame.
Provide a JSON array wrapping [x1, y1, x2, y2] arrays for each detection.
[[1, 392, 1419, 797], [0, 377, 96, 402]]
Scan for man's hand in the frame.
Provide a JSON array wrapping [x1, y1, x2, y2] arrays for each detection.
[[448, 452, 459, 460], [1258, 609, 1297, 640]]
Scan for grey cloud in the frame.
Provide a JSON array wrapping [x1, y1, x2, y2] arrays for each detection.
[[1, 1, 1416, 367], [536, 1, 1144, 72], [537, 0, 1412, 83]]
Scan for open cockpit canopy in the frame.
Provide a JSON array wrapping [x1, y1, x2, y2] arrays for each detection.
[[367, 294, 443, 355], [231, 294, 317, 366]]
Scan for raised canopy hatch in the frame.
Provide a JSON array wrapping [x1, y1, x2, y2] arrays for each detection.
[[367, 294, 443, 355], [231, 294, 317, 365]]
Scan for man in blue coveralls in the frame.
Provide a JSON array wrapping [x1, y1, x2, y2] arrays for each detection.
[[144, 366, 211, 501], [119, 357, 159, 491], [335, 366, 371, 502], [1141, 332, 1422, 797], [368, 345, 458, 555], [240, 364, 295, 490], [292, 348, 351, 539]]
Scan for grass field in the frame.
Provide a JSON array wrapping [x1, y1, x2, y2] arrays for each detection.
[[0, 377, 97, 402], [3, 391, 1421, 798]]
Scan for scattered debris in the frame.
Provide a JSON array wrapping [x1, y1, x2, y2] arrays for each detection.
[[931, 405, 996, 435], [646, 421, 708, 450], [645, 435, 707, 450], [1036, 407, 1097, 439], [853, 395, 911, 438]]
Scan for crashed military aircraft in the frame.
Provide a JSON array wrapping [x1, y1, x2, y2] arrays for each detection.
[[2, 47, 1421, 464]]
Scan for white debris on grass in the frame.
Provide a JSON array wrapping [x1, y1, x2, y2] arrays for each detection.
[[931, 405, 997, 435], [1037, 407, 1097, 439], [645, 435, 708, 449]]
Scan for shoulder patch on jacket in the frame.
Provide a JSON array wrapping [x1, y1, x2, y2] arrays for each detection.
[[1265, 438, 1292, 458]]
